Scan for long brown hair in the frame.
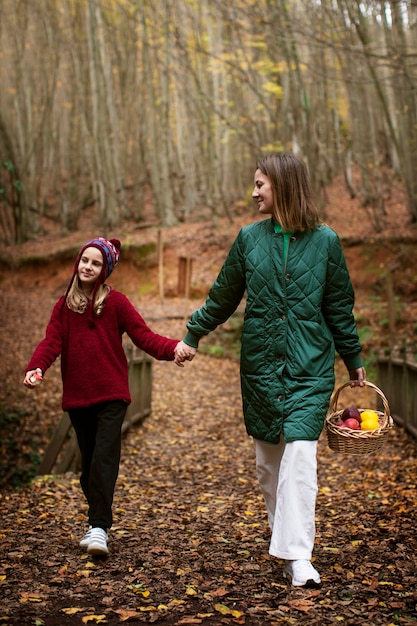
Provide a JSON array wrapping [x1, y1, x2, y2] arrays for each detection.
[[256, 153, 320, 231], [66, 279, 110, 315]]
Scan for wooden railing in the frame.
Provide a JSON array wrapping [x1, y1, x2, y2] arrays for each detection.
[[37, 344, 153, 475], [377, 346, 417, 440]]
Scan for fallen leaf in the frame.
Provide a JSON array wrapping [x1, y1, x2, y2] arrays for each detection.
[[81, 616, 107, 624], [214, 603, 240, 616], [209, 587, 228, 597], [62, 607, 85, 615], [288, 599, 316, 612], [113, 609, 142, 621], [19, 592, 45, 603]]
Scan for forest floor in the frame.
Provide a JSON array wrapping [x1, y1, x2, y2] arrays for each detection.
[[1, 172, 417, 625]]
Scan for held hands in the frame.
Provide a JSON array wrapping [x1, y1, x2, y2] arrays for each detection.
[[348, 366, 366, 387], [174, 340, 197, 367], [23, 368, 43, 388]]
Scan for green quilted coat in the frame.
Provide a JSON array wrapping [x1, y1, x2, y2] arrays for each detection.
[[184, 218, 363, 443]]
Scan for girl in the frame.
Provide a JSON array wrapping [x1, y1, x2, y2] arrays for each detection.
[[24, 237, 185, 556], [176, 153, 366, 587]]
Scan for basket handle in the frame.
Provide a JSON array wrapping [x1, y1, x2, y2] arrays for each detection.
[[329, 380, 391, 425]]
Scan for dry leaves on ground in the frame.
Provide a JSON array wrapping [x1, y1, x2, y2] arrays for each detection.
[[1, 179, 417, 625], [1, 314, 417, 625]]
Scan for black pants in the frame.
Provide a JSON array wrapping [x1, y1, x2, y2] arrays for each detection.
[[68, 400, 127, 531]]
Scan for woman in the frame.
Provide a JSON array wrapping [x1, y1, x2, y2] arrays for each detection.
[[176, 153, 365, 587]]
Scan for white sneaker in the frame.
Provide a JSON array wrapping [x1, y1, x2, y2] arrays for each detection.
[[87, 527, 109, 556], [79, 526, 93, 549], [283, 560, 321, 587]]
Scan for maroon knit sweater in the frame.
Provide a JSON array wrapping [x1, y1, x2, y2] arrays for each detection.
[[25, 290, 179, 411]]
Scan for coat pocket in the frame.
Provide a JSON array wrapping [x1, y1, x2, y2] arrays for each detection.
[[287, 319, 334, 378]]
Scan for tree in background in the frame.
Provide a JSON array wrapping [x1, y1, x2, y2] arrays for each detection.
[[0, 0, 416, 244]]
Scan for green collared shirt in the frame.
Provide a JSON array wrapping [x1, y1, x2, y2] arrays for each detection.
[[273, 221, 294, 270]]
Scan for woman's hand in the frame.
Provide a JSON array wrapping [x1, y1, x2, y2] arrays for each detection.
[[348, 366, 366, 387], [174, 341, 197, 367]]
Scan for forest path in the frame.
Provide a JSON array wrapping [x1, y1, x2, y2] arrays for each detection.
[[1, 309, 417, 625]]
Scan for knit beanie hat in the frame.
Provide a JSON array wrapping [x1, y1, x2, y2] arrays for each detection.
[[75, 237, 121, 282], [64, 237, 121, 325]]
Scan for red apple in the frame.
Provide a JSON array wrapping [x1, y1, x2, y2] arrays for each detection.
[[343, 418, 360, 430], [341, 406, 361, 421]]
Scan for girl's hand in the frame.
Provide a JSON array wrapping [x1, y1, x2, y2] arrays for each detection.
[[23, 368, 43, 388]]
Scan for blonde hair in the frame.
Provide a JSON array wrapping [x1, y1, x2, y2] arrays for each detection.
[[256, 153, 320, 232], [66, 278, 110, 315]]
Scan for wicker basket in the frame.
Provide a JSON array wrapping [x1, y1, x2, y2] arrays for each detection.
[[326, 381, 394, 455]]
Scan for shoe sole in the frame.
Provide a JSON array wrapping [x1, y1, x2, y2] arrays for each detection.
[[283, 572, 321, 588], [87, 546, 109, 556]]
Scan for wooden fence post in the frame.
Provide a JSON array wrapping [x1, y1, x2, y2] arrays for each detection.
[[385, 268, 396, 347], [178, 256, 193, 298], [36, 413, 74, 475]]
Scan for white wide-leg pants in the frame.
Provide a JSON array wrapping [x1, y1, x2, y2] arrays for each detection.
[[254, 439, 318, 560]]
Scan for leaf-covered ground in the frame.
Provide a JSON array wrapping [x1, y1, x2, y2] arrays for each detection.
[[1, 307, 417, 625], [1, 176, 417, 625]]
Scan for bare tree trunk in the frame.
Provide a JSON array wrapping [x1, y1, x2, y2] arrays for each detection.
[[139, 3, 177, 226], [159, 2, 177, 226], [86, 0, 119, 229], [1, 0, 417, 233], [387, 0, 417, 222]]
